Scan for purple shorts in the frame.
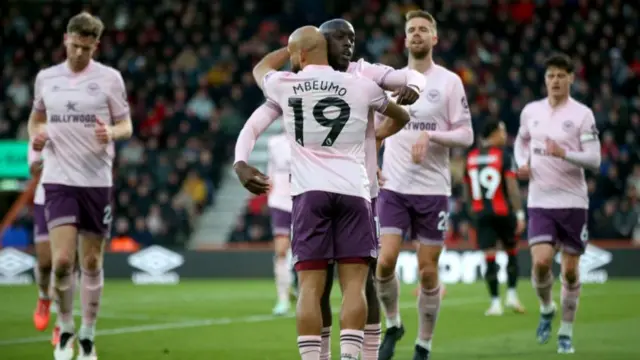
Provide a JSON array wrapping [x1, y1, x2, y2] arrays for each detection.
[[44, 184, 113, 237], [291, 191, 377, 268], [270, 207, 292, 237], [377, 189, 448, 245], [33, 204, 49, 243], [527, 207, 588, 255]]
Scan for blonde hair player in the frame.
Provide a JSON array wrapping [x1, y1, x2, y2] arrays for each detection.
[[375, 10, 474, 360], [28, 12, 133, 360]]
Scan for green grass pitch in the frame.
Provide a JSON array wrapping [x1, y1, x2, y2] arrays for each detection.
[[0, 280, 638, 359]]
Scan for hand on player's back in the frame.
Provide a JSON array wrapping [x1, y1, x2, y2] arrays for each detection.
[[32, 131, 48, 151], [234, 161, 270, 195], [392, 85, 420, 105], [411, 131, 430, 164]]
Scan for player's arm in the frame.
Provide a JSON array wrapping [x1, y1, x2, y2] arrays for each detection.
[[27, 142, 43, 176], [253, 47, 290, 91], [560, 111, 601, 171], [375, 104, 410, 141], [514, 106, 531, 168], [233, 102, 281, 195], [28, 72, 47, 138], [503, 152, 525, 221], [367, 82, 410, 142], [359, 60, 426, 93], [234, 101, 282, 167], [428, 77, 473, 148], [107, 71, 133, 140]]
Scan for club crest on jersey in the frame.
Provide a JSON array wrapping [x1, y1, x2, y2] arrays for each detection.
[[87, 82, 100, 96], [427, 89, 441, 103], [562, 120, 574, 131]]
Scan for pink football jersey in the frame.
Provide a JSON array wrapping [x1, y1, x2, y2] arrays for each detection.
[[262, 65, 389, 200], [381, 65, 472, 196], [346, 59, 427, 200], [33, 60, 129, 187], [267, 132, 293, 212], [516, 97, 598, 209]]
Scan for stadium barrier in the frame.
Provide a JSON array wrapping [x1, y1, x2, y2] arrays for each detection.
[[0, 243, 638, 285]]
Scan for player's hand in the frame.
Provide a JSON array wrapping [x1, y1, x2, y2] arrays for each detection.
[[95, 117, 114, 144], [411, 131, 429, 164], [234, 161, 270, 195], [545, 138, 566, 158], [376, 167, 386, 187], [32, 131, 48, 151], [517, 165, 530, 180], [392, 85, 420, 105], [29, 160, 43, 177], [515, 219, 526, 235]]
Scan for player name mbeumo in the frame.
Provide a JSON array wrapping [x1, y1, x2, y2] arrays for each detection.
[[292, 80, 348, 96]]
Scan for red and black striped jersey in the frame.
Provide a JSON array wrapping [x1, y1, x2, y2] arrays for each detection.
[[464, 146, 516, 216]]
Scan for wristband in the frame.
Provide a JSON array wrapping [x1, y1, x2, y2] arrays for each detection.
[[516, 210, 525, 221]]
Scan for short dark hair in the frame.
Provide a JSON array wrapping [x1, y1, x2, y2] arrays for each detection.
[[66, 12, 104, 39], [405, 10, 437, 28], [482, 119, 502, 139], [544, 53, 574, 73]]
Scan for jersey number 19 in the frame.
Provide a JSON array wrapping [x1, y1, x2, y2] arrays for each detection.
[[468, 167, 501, 200], [288, 97, 351, 147]]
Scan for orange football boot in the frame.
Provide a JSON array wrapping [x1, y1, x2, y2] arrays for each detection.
[[33, 298, 51, 331]]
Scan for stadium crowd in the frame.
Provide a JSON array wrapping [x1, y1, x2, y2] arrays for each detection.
[[2, 0, 639, 248]]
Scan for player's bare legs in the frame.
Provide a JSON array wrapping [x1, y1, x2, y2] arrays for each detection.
[[50, 225, 79, 360], [296, 266, 328, 359], [530, 243, 557, 345], [557, 251, 580, 354], [413, 243, 443, 359], [337, 261, 369, 359], [272, 234, 292, 315], [76, 234, 106, 360], [363, 265, 381, 360], [376, 233, 405, 360], [319, 264, 334, 360], [33, 240, 53, 331]]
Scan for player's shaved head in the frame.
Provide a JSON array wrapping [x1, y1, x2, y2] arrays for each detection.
[[288, 26, 328, 72], [319, 19, 354, 33], [319, 19, 355, 72]]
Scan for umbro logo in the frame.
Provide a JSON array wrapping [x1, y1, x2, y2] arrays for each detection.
[[0, 248, 36, 285]]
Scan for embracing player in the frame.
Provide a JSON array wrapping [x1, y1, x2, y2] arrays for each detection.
[[316, 18, 425, 360], [266, 129, 295, 315], [246, 17, 425, 359], [514, 53, 601, 354], [374, 10, 473, 360], [236, 26, 410, 359], [28, 12, 132, 360], [464, 120, 526, 316]]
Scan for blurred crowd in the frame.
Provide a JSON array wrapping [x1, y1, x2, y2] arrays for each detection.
[[1, 1, 639, 248]]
